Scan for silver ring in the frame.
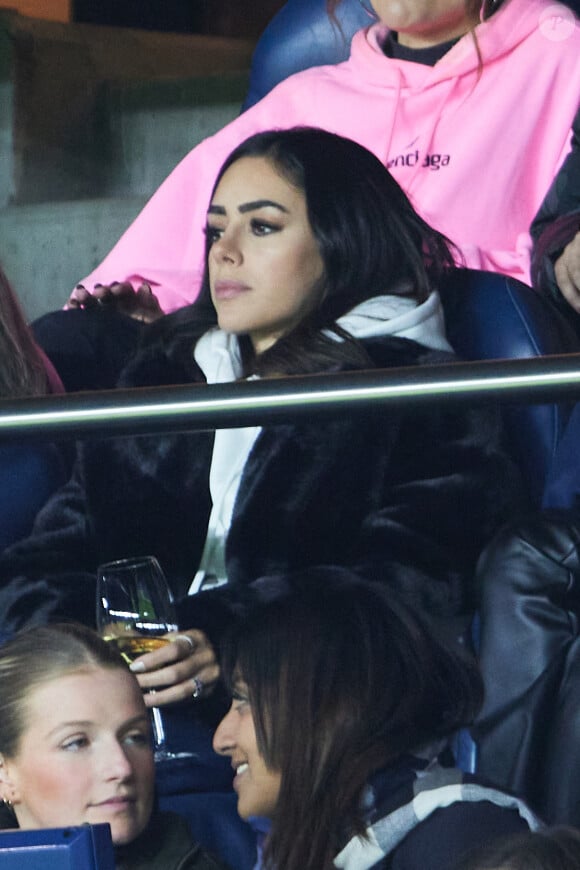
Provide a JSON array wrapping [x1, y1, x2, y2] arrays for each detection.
[[191, 677, 204, 700]]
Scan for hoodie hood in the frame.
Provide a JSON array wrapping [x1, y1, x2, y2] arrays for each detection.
[[334, 289, 452, 352], [351, 0, 568, 87]]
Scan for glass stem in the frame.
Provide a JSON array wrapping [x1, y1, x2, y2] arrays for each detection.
[[149, 690, 166, 750]]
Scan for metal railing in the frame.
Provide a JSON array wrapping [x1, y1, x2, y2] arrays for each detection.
[[1, 353, 580, 441]]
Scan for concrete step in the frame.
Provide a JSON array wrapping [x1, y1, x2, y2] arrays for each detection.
[[0, 10, 255, 321], [0, 9, 253, 205], [101, 73, 247, 197], [1, 197, 147, 320]]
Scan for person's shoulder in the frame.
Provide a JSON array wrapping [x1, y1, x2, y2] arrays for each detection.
[[156, 814, 226, 870], [244, 54, 357, 114], [176, 844, 228, 870], [117, 327, 203, 389], [242, 26, 374, 113], [389, 790, 533, 870], [117, 811, 226, 870], [171, 820, 227, 870], [488, 0, 580, 60]]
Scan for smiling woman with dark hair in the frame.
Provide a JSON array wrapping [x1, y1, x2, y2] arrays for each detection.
[[214, 568, 539, 870]]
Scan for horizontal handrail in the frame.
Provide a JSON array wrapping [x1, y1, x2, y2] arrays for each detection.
[[1, 354, 580, 442]]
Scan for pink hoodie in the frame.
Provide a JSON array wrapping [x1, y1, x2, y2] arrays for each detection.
[[81, 0, 580, 313]]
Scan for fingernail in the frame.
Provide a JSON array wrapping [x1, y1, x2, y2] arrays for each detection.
[[129, 661, 146, 673], [94, 283, 103, 288], [75, 284, 86, 290]]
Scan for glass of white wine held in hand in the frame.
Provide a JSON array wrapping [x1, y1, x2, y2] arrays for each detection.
[[96, 555, 195, 761]]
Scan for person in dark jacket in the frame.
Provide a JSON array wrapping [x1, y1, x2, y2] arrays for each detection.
[[213, 568, 539, 870], [0, 623, 224, 870], [531, 105, 580, 312], [530, 106, 580, 511], [0, 128, 525, 706], [471, 510, 580, 828]]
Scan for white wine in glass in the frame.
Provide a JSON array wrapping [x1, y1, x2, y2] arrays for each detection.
[[96, 555, 193, 761], [109, 634, 172, 663]]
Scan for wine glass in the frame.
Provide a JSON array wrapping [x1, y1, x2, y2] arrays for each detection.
[[96, 555, 193, 761]]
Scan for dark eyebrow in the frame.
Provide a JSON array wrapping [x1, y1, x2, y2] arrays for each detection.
[[207, 199, 289, 217], [239, 199, 289, 214]]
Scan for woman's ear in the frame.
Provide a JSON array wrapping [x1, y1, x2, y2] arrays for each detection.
[[0, 754, 20, 805]]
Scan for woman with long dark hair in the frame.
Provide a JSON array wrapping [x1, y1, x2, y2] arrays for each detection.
[[214, 568, 538, 870], [0, 129, 524, 710], [147, 125, 455, 380], [27, 0, 578, 392]]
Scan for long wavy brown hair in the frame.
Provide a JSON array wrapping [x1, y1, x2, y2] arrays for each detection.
[[143, 127, 456, 380], [0, 266, 49, 398], [221, 569, 483, 870]]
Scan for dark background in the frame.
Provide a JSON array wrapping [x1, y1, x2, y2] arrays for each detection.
[[72, 0, 580, 39], [72, 1, 287, 39]]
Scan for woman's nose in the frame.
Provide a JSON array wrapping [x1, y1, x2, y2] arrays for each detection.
[[102, 741, 134, 780], [212, 232, 242, 265], [213, 704, 236, 756]]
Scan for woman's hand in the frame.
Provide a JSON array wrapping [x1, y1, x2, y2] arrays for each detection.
[[129, 629, 220, 707], [555, 231, 580, 313], [66, 281, 164, 323]]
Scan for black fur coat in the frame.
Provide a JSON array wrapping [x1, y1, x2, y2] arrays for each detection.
[[0, 334, 525, 642]]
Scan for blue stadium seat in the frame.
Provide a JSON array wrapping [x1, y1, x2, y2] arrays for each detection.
[[0, 444, 67, 553], [242, 0, 370, 109], [440, 269, 580, 505]]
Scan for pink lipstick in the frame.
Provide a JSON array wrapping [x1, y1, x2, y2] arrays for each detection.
[[213, 280, 250, 300]]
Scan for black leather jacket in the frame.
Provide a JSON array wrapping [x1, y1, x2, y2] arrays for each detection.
[[472, 509, 580, 826], [531, 106, 580, 302]]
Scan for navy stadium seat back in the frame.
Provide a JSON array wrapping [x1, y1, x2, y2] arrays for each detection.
[[441, 269, 580, 505]]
